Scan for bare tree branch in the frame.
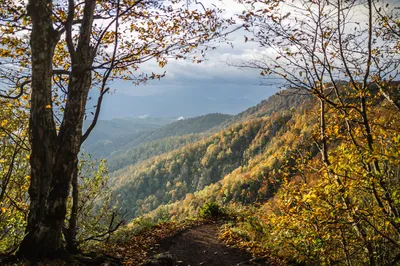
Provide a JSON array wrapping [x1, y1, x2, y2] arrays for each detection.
[[0, 79, 30, 99]]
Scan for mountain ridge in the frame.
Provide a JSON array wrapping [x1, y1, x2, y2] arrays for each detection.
[[107, 90, 313, 219]]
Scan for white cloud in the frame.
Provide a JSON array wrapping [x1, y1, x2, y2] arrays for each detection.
[[111, 0, 282, 98]]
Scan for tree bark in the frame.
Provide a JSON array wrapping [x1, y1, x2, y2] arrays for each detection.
[[17, 0, 96, 259], [16, 0, 60, 259], [63, 168, 79, 254]]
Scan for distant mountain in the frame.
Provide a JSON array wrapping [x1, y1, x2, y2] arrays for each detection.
[[218, 90, 313, 129], [106, 90, 314, 219], [82, 117, 176, 158], [83, 113, 232, 169], [106, 113, 232, 172], [136, 113, 232, 145], [107, 134, 203, 173], [87, 86, 277, 120]]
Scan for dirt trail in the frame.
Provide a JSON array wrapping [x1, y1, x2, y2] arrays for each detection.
[[150, 223, 269, 266]]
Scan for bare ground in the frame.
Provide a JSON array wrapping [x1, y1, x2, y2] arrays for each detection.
[[149, 223, 270, 266]]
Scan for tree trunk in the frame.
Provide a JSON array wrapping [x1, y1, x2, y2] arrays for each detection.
[[17, 0, 96, 259], [63, 167, 79, 254], [16, 0, 60, 259]]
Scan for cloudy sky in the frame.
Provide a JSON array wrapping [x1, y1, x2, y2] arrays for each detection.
[[113, 0, 271, 96], [97, 0, 399, 119], [98, 0, 280, 119]]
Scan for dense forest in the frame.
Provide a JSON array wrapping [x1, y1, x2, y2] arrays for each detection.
[[0, 0, 399, 265], [110, 86, 399, 265], [85, 113, 232, 171], [109, 92, 313, 219], [82, 117, 176, 158]]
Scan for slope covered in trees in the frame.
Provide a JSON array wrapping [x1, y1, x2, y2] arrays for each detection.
[[1, 0, 399, 264], [138, 113, 232, 143], [218, 90, 312, 129], [96, 113, 232, 172], [82, 117, 176, 158], [106, 134, 203, 173], [109, 92, 313, 219], [0, 0, 231, 257], [145, 102, 318, 220], [110, 84, 400, 265]]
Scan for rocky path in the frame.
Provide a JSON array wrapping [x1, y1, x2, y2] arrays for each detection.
[[145, 223, 269, 266]]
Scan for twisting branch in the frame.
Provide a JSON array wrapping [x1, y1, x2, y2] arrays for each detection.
[[81, 0, 121, 144], [65, 0, 78, 61], [82, 212, 125, 242], [58, 15, 111, 35], [0, 144, 22, 202], [53, 69, 72, 76], [192, 0, 206, 12], [80, 87, 109, 144], [0, 79, 30, 99], [91, 0, 145, 61]]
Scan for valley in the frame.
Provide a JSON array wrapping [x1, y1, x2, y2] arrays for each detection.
[[1, 0, 399, 264], [84, 86, 400, 265]]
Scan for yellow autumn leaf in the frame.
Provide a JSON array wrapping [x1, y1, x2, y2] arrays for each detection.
[[45, 105, 51, 109], [303, 192, 317, 203]]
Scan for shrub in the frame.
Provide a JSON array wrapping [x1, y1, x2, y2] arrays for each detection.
[[199, 202, 224, 218]]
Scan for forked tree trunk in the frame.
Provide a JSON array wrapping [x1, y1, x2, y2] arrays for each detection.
[[16, 0, 61, 259], [17, 0, 95, 259], [63, 168, 80, 254]]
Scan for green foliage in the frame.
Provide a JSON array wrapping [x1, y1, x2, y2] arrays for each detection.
[[85, 113, 231, 162], [0, 96, 30, 253], [82, 117, 175, 159], [74, 156, 122, 247], [107, 134, 203, 173], [110, 216, 157, 244], [123, 85, 399, 265], [111, 111, 295, 220], [199, 202, 224, 218]]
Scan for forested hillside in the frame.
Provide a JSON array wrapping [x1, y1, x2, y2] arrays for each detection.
[[1, 0, 399, 264], [92, 113, 232, 171], [110, 85, 400, 265], [110, 92, 313, 218], [218, 90, 311, 129], [137, 113, 232, 143], [107, 134, 203, 173], [82, 117, 175, 158]]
